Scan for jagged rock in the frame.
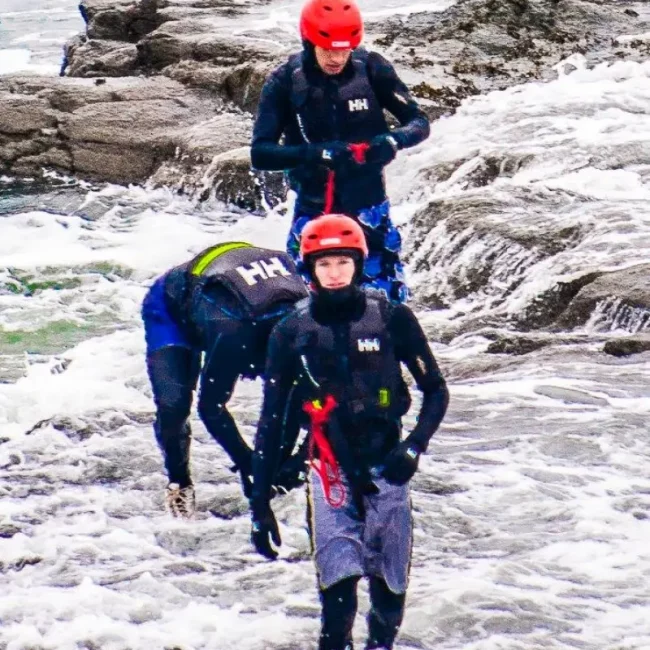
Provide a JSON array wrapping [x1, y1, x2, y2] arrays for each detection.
[[603, 334, 650, 357], [80, 0, 163, 42], [516, 272, 602, 331], [555, 264, 650, 331], [165, 60, 275, 114], [486, 335, 549, 355], [4, 0, 648, 206], [64, 39, 139, 77], [0, 76, 219, 184], [148, 114, 285, 210], [405, 187, 585, 308], [368, 0, 649, 115]]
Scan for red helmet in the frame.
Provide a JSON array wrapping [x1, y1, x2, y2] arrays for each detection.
[[300, 214, 369, 261], [300, 0, 363, 50]]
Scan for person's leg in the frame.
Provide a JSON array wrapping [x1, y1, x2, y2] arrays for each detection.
[[319, 576, 360, 650], [366, 577, 406, 650], [142, 277, 199, 490], [363, 478, 413, 649], [287, 214, 315, 284], [356, 201, 409, 303], [307, 469, 365, 649], [147, 346, 200, 487]]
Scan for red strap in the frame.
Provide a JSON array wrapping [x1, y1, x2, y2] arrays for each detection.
[[324, 170, 335, 214], [303, 395, 346, 508], [322, 143, 368, 214], [348, 142, 370, 164]]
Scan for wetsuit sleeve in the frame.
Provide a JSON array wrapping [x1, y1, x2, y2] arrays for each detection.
[[252, 319, 300, 503], [367, 51, 430, 149], [391, 304, 449, 451], [198, 334, 253, 471], [250, 68, 309, 171]]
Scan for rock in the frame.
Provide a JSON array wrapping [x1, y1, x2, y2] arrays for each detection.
[[80, 0, 163, 42], [404, 187, 585, 309], [165, 60, 275, 114], [0, 523, 22, 538], [148, 114, 286, 210], [367, 0, 650, 115], [0, 76, 220, 185], [486, 335, 549, 355], [516, 272, 602, 331], [64, 39, 139, 78], [0, 95, 57, 135], [555, 264, 650, 331], [603, 333, 650, 357]]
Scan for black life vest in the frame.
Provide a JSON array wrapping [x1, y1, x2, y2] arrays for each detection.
[[187, 242, 308, 320], [294, 290, 410, 421], [288, 48, 389, 145]]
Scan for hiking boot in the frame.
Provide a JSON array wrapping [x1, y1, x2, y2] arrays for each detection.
[[165, 483, 195, 519]]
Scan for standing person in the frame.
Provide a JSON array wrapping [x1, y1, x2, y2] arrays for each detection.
[[141, 242, 309, 518], [250, 0, 430, 303], [249, 215, 449, 650]]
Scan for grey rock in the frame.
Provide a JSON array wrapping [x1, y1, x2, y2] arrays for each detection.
[[0, 523, 22, 538], [604, 333, 650, 357], [555, 264, 650, 331]]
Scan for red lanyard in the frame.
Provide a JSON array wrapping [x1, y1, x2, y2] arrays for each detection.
[[322, 142, 369, 214], [303, 395, 346, 508]]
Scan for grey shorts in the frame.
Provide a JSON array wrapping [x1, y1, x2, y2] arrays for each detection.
[[307, 466, 413, 594]]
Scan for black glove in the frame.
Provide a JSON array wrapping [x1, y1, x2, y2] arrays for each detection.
[[272, 453, 308, 496], [381, 440, 421, 486], [250, 501, 281, 560], [365, 134, 399, 167], [304, 141, 354, 172]]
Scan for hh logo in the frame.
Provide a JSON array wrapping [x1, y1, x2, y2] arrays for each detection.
[[358, 338, 380, 352], [236, 257, 290, 286], [348, 98, 369, 112]]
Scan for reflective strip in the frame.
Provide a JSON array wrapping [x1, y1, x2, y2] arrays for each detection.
[[191, 242, 252, 276], [378, 388, 391, 408]]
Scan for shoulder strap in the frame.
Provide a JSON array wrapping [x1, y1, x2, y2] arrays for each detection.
[[289, 52, 310, 111]]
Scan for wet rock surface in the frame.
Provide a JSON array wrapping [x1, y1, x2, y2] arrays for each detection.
[[2, 0, 648, 209]]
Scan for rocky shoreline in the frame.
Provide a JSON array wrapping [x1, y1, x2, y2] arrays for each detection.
[[1, 0, 649, 350], [2, 0, 647, 203]]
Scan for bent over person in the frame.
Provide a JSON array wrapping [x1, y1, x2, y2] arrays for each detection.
[[250, 216, 449, 650], [251, 0, 430, 303], [141, 242, 309, 517]]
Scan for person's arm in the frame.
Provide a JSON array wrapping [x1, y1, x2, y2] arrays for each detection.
[[367, 51, 430, 150], [199, 333, 256, 496], [251, 319, 299, 503], [392, 304, 448, 451], [250, 68, 309, 171]]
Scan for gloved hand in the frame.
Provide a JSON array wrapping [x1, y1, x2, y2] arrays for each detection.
[[250, 500, 282, 560], [365, 134, 399, 167], [272, 453, 308, 496], [381, 440, 421, 486], [305, 141, 354, 171]]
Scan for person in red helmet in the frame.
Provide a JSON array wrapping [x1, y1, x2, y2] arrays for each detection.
[[250, 215, 449, 650], [250, 0, 430, 304]]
